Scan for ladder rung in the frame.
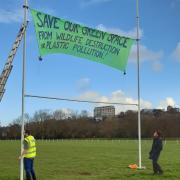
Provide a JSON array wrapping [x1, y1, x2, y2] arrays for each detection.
[[8, 55, 13, 58], [0, 90, 5, 101], [0, 89, 5, 93], [8, 56, 14, 60], [0, 74, 9, 78], [2, 69, 11, 74], [0, 79, 6, 86], [3, 69, 11, 74], [2, 71, 12, 78], [8, 53, 15, 58], [12, 47, 17, 51], [1, 71, 12, 79], [15, 40, 20, 44]]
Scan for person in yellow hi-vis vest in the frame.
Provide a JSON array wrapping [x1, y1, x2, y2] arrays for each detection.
[[19, 129, 37, 180]]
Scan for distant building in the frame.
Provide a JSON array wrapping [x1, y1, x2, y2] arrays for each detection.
[[94, 106, 115, 120]]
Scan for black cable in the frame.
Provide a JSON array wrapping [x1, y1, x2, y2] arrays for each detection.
[[25, 94, 138, 106]]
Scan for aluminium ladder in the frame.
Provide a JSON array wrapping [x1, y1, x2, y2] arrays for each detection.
[[0, 22, 28, 102]]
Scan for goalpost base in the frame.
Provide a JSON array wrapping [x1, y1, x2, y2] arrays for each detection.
[[137, 166, 146, 170]]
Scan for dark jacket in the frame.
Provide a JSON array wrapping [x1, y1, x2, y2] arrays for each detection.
[[149, 137, 163, 161]]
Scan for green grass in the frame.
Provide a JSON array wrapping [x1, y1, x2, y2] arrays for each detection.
[[0, 139, 179, 180]]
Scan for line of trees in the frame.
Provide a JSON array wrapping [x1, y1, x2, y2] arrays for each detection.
[[0, 107, 180, 139]]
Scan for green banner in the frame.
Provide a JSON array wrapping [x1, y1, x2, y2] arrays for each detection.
[[31, 9, 134, 71]]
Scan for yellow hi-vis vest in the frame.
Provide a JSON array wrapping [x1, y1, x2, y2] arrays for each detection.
[[24, 135, 36, 158]]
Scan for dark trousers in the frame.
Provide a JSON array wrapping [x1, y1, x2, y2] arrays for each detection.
[[24, 158, 36, 180], [152, 159, 163, 174]]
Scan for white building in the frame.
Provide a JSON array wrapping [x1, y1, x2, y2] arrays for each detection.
[[94, 106, 115, 120]]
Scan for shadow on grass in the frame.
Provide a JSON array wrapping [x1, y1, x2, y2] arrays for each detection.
[[79, 172, 92, 176]]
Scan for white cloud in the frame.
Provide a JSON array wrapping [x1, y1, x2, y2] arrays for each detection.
[[96, 24, 163, 71], [157, 97, 176, 109], [77, 91, 179, 115], [129, 44, 163, 63], [77, 78, 91, 91], [172, 42, 180, 61], [0, 9, 23, 23], [0, 8, 56, 24], [78, 91, 100, 101], [77, 90, 152, 114], [81, 0, 112, 7], [97, 24, 143, 39], [110, 90, 152, 112]]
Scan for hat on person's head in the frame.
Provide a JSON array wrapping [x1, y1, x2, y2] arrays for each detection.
[[24, 129, 31, 135]]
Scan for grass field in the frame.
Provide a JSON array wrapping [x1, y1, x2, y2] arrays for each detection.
[[0, 139, 179, 180]]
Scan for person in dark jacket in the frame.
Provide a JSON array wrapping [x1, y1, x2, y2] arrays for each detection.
[[149, 130, 163, 175]]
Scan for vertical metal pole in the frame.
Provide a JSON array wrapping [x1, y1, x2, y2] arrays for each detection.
[[136, 0, 142, 168], [20, 0, 28, 179]]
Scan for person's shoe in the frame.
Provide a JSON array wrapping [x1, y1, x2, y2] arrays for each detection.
[[158, 170, 163, 175]]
